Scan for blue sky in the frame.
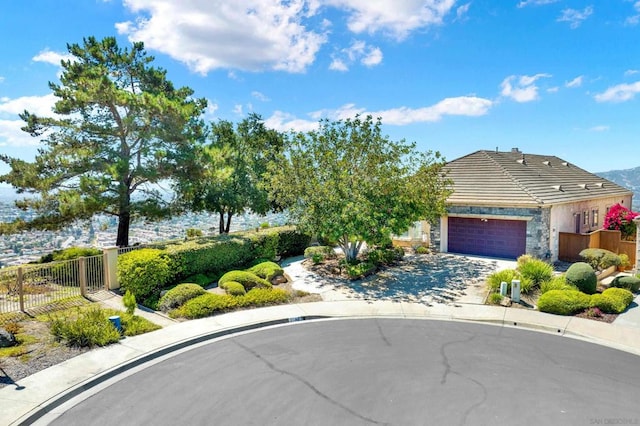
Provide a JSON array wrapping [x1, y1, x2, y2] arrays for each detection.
[[1, 0, 639, 176]]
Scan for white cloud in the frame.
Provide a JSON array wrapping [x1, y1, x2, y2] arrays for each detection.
[[0, 119, 42, 147], [557, 6, 593, 29], [589, 125, 609, 132], [625, 1, 640, 25], [117, 0, 327, 74], [329, 58, 349, 72], [625, 69, 639, 76], [204, 101, 219, 119], [547, 86, 559, 93], [324, 0, 457, 40], [32, 49, 73, 66], [594, 81, 640, 103], [456, 3, 470, 21], [500, 74, 551, 102], [251, 91, 270, 102], [0, 94, 57, 117], [329, 40, 383, 71], [517, 0, 559, 8], [0, 94, 57, 148], [265, 96, 493, 131], [264, 111, 320, 132], [232, 104, 243, 115], [0, 76, 4, 83], [565, 75, 583, 88]]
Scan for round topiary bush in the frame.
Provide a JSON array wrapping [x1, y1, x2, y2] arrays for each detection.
[[537, 290, 591, 315], [157, 283, 207, 313], [221, 281, 246, 296], [590, 288, 634, 314], [118, 249, 173, 304], [565, 262, 597, 294], [247, 261, 284, 281], [610, 276, 640, 293], [218, 270, 271, 291]]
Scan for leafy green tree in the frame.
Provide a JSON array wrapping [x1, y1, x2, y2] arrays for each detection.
[[0, 36, 206, 246], [267, 115, 451, 262], [175, 113, 284, 234]]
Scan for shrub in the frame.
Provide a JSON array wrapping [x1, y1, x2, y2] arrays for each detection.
[[488, 293, 503, 305], [516, 254, 534, 269], [304, 246, 335, 260], [540, 275, 578, 294], [590, 288, 634, 314], [123, 290, 137, 316], [565, 262, 597, 294], [367, 247, 404, 266], [222, 281, 246, 296], [603, 203, 639, 240], [38, 246, 104, 287], [273, 227, 311, 257], [237, 288, 290, 307], [184, 273, 211, 287], [251, 230, 280, 260], [346, 261, 376, 279], [157, 283, 207, 312], [118, 312, 162, 336], [247, 261, 284, 281], [50, 307, 121, 347], [118, 249, 173, 304], [414, 245, 430, 255], [517, 257, 553, 287], [579, 248, 620, 271], [186, 228, 203, 239], [218, 270, 271, 291], [537, 290, 591, 315], [486, 269, 532, 294], [171, 293, 238, 319], [609, 275, 640, 293], [38, 246, 102, 263]]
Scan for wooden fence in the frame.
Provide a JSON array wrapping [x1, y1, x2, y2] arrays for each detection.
[[559, 229, 636, 268]]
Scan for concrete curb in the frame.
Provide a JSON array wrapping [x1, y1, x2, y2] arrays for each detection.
[[2, 300, 640, 425]]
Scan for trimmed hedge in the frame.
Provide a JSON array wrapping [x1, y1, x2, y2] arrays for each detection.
[[118, 249, 172, 305], [171, 288, 291, 319], [590, 288, 634, 314], [221, 281, 246, 296], [537, 290, 591, 315], [161, 226, 310, 282], [579, 248, 620, 271], [610, 276, 640, 293], [565, 262, 597, 294], [218, 270, 271, 291], [157, 283, 207, 313], [247, 261, 284, 281]]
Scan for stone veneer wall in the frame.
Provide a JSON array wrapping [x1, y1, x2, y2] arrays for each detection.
[[430, 206, 551, 259]]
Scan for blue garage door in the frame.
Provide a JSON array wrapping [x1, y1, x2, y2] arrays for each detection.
[[448, 217, 526, 259]]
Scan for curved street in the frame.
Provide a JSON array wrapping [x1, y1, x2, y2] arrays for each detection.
[[45, 318, 640, 426]]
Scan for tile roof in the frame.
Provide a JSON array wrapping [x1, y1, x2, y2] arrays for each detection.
[[445, 150, 633, 206]]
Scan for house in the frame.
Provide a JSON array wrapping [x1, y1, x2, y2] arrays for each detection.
[[430, 149, 634, 261]]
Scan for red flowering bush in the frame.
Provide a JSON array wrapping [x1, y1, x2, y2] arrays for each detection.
[[603, 203, 639, 240]]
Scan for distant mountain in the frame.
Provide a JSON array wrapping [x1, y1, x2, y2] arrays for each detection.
[[597, 166, 640, 211]]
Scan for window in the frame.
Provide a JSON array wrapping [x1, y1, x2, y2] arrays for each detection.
[[583, 211, 589, 226], [592, 209, 599, 227]]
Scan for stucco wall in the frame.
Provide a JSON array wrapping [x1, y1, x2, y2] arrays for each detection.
[[549, 195, 633, 260]]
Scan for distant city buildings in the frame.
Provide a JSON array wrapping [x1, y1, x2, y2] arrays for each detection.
[[0, 202, 286, 267]]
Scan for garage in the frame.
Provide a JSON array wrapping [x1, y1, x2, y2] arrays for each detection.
[[447, 217, 526, 259]]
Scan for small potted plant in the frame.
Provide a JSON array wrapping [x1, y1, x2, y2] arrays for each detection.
[[618, 253, 631, 272]]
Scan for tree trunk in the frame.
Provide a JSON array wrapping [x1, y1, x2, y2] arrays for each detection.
[[116, 211, 130, 247], [340, 235, 362, 263], [225, 212, 233, 233], [116, 185, 131, 247], [219, 212, 225, 235]]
